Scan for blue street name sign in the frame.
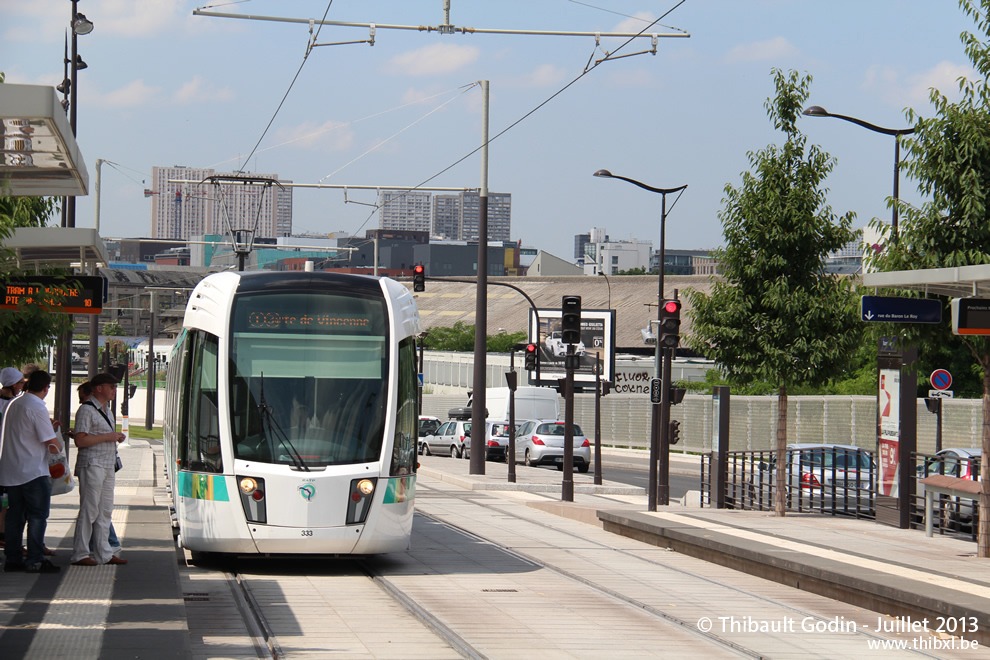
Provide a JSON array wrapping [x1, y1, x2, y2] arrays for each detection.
[[860, 296, 942, 324]]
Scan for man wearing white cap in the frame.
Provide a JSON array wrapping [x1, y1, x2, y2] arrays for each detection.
[[0, 367, 24, 550], [0, 367, 25, 416]]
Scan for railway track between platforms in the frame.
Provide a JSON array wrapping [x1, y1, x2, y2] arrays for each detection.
[[182, 484, 949, 659]]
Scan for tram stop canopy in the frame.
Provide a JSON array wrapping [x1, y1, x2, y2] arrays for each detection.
[[863, 264, 990, 298], [0, 84, 89, 198], [2, 227, 109, 272]]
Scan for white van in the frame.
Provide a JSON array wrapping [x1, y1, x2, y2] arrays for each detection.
[[476, 387, 560, 422]]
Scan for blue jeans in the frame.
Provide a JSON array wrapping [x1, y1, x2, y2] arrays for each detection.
[[91, 522, 121, 553], [4, 476, 52, 567]]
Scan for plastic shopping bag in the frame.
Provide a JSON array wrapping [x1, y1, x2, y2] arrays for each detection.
[[49, 434, 75, 495]]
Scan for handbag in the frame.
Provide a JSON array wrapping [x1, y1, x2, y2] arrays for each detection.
[[49, 433, 76, 495]]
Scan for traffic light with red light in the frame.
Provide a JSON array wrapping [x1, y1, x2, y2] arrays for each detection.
[[413, 264, 425, 292], [659, 299, 681, 349], [524, 343, 538, 371]]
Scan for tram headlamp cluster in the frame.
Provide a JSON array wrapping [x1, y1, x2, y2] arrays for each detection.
[[347, 477, 378, 525], [237, 475, 267, 523], [239, 477, 266, 501]]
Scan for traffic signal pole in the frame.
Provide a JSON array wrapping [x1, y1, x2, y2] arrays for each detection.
[[659, 345, 673, 506], [657, 295, 682, 507], [563, 344, 575, 502], [469, 80, 490, 476]]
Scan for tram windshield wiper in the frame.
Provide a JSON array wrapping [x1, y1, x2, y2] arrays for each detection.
[[257, 373, 310, 471]]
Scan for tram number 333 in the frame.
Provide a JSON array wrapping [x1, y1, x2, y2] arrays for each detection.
[[300, 529, 314, 537]]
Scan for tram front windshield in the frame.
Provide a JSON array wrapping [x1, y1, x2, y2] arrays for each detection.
[[229, 291, 389, 467]]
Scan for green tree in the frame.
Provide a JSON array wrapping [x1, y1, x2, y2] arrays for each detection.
[[868, 0, 990, 555], [102, 320, 126, 336], [0, 195, 76, 366], [687, 69, 860, 516], [421, 321, 526, 353]]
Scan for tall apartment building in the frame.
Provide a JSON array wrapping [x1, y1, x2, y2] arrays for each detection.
[[149, 166, 292, 240], [275, 183, 293, 237], [432, 194, 460, 239], [378, 190, 432, 232], [431, 191, 511, 241], [149, 166, 213, 240]]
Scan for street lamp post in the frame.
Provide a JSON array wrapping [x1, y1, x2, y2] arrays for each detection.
[[55, 1, 93, 433], [802, 106, 914, 243], [593, 170, 686, 510]]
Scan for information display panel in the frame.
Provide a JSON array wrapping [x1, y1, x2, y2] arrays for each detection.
[[1, 275, 105, 314]]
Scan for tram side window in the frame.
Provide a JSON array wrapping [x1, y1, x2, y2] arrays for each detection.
[[171, 332, 193, 468], [390, 337, 418, 476], [185, 331, 222, 473]]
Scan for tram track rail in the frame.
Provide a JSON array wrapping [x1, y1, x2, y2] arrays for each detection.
[[190, 483, 944, 659], [222, 562, 486, 660], [359, 563, 488, 660], [416, 484, 943, 659]]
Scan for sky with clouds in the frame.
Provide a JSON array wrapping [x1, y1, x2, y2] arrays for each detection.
[[0, 0, 978, 256]]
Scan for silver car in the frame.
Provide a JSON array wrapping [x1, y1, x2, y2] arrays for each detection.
[[510, 419, 590, 472], [749, 443, 875, 507], [462, 421, 518, 461], [422, 420, 472, 458], [917, 447, 981, 525]]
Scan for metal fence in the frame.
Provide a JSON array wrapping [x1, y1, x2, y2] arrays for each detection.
[[697, 447, 979, 539], [702, 447, 877, 519], [423, 392, 984, 454]]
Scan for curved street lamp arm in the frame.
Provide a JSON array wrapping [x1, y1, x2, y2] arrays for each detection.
[[802, 106, 914, 137], [607, 173, 688, 195]]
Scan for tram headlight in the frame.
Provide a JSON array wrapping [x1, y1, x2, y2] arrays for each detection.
[[347, 477, 378, 525], [237, 475, 267, 524]]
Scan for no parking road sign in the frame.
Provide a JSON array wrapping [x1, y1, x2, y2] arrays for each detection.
[[930, 369, 952, 391]]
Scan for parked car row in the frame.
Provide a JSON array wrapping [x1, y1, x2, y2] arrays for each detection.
[[418, 414, 590, 472]]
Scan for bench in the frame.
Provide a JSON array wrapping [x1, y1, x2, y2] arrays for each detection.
[[918, 474, 982, 537]]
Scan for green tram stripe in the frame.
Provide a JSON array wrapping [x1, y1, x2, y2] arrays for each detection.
[[177, 472, 231, 501], [383, 475, 416, 504]]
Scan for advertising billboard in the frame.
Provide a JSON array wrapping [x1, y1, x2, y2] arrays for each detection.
[[528, 307, 616, 386]]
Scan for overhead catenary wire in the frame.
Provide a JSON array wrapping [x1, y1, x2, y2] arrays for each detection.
[[407, 1, 688, 193], [566, 0, 687, 33], [234, 1, 335, 174], [191, 1, 689, 238], [318, 82, 479, 183], [208, 83, 476, 171]]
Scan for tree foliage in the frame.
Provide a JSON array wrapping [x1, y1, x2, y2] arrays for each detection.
[[0, 132, 76, 365], [686, 69, 860, 515], [421, 321, 527, 353], [688, 70, 860, 389]]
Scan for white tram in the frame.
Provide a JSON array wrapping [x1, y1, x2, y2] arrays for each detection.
[[163, 271, 421, 555]]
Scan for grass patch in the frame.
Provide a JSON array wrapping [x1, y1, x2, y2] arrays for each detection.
[[117, 424, 163, 440]]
